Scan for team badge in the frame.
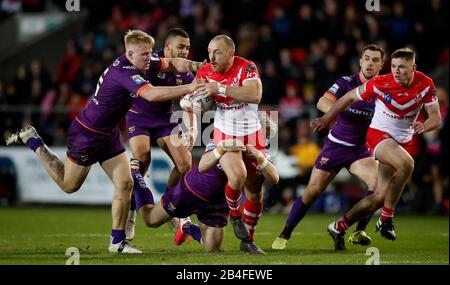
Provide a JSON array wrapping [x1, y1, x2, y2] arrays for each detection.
[[176, 78, 183, 85], [384, 93, 392, 104], [131, 74, 146, 85]]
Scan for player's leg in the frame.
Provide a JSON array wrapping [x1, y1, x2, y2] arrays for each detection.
[[126, 134, 152, 240], [240, 184, 266, 255], [272, 167, 335, 250], [199, 223, 224, 252], [101, 152, 141, 253], [157, 132, 192, 187], [129, 135, 152, 175], [347, 157, 378, 245], [140, 203, 172, 228], [373, 139, 414, 240], [6, 125, 91, 193], [219, 152, 248, 239], [329, 162, 394, 246]]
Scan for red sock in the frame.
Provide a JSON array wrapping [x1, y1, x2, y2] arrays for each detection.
[[381, 207, 395, 222], [243, 200, 263, 241], [225, 184, 242, 218], [334, 215, 350, 233]]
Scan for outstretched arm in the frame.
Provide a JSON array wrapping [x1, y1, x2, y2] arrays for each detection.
[[245, 145, 279, 185], [198, 140, 246, 173], [202, 78, 262, 104], [317, 92, 336, 113], [161, 58, 206, 73], [139, 80, 205, 102], [310, 88, 360, 132]]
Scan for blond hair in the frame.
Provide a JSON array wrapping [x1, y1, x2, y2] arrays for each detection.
[[124, 30, 154, 49]]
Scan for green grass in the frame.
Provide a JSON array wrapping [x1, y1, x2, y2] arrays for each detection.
[[0, 207, 447, 265]]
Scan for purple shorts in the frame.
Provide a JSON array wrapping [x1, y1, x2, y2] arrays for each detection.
[[126, 110, 180, 140], [314, 137, 371, 173], [67, 120, 125, 166], [161, 179, 229, 228]]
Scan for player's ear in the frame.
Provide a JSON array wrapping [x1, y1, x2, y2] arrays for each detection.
[[127, 50, 134, 60]]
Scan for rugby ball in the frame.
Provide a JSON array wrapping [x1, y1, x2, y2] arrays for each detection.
[[189, 90, 216, 112]]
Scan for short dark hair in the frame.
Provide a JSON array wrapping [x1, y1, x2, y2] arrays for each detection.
[[166, 28, 189, 41], [391, 48, 415, 61], [361, 44, 385, 60]]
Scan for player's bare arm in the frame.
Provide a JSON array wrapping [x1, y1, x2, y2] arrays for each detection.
[[317, 93, 337, 113], [181, 109, 198, 151], [162, 58, 206, 73], [139, 80, 205, 102], [310, 88, 360, 132], [203, 78, 262, 104], [245, 145, 279, 185], [413, 102, 441, 134], [198, 140, 246, 172]]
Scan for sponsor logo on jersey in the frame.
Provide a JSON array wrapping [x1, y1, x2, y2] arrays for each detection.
[[131, 74, 146, 85], [113, 59, 120, 66], [384, 93, 392, 104], [128, 126, 136, 133]]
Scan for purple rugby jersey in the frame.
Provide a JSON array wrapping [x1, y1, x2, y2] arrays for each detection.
[[327, 73, 375, 146], [129, 49, 194, 115], [76, 54, 162, 134]]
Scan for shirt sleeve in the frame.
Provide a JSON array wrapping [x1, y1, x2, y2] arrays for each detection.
[[184, 72, 195, 84], [241, 61, 260, 84], [423, 80, 438, 106], [356, 78, 378, 101], [116, 68, 150, 96], [326, 78, 346, 100]]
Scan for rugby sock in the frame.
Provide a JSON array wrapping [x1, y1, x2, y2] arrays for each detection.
[[243, 200, 263, 241], [334, 215, 350, 233], [111, 229, 126, 244], [280, 196, 311, 239], [130, 160, 154, 209], [26, 137, 44, 152], [380, 207, 394, 222], [182, 223, 202, 243], [356, 190, 374, 231], [225, 184, 242, 218]]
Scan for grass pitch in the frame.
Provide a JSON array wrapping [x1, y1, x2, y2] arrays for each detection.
[[0, 207, 447, 265]]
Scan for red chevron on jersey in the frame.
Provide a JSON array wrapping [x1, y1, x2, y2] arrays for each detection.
[[195, 56, 262, 136], [356, 71, 437, 143]]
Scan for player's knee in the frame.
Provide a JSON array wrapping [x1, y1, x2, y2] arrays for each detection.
[[306, 181, 325, 197], [116, 177, 134, 193], [62, 183, 81, 194], [373, 192, 385, 207]]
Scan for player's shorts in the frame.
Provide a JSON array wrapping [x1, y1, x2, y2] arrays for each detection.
[[161, 178, 229, 228], [366, 127, 413, 157], [315, 136, 371, 173], [213, 128, 266, 151], [67, 119, 125, 166], [126, 109, 180, 140]]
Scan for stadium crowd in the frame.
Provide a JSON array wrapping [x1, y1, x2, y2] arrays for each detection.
[[0, 0, 448, 215]]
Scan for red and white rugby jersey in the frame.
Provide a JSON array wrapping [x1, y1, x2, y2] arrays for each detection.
[[195, 56, 262, 136], [356, 71, 438, 143]]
